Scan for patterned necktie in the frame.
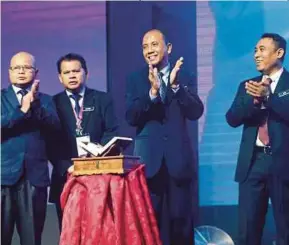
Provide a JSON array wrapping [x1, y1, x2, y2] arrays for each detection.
[[258, 77, 272, 145], [159, 72, 167, 103], [17, 89, 28, 104], [70, 93, 82, 118]]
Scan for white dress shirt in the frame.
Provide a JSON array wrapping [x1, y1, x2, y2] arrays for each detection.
[[65, 86, 86, 112], [159, 65, 170, 86], [149, 64, 180, 101], [255, 67, 283, 146], [12, 85, 31, 104]]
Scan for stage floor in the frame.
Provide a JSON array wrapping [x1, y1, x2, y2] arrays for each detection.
[[197, 205, 276, 245], [12, 204, 276, 245], [12, 204, 60, 245]]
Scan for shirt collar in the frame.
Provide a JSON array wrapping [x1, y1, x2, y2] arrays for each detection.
[[12, 84, 31, 94], [66, 86, 86, 98], [264, 67, 284, 82], [159, 64, 170, 77]]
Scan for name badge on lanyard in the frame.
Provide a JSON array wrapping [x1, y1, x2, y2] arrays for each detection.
[[71, 102, 84, 137]]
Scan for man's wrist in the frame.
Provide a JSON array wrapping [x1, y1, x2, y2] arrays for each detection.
[[150, 88, 158, 96], [20, 106, 30, 113], [171, 83, 179, 89]]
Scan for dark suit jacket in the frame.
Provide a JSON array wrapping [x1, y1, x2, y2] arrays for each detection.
[[125, 68, 204, 179], [49, 87, 119, 202], [226, 69, 289, 182], [1, 85, 61, 187]]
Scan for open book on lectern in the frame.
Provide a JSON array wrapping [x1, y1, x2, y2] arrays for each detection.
[[77, 136, 133, 157]]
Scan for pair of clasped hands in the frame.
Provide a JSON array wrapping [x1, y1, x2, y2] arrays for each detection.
[[149, 57, 184, 96], [245, 78, 271, 105], [21, 80, 40, 113]]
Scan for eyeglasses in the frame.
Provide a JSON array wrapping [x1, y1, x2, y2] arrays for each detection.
[[10, 65, 36, 72]]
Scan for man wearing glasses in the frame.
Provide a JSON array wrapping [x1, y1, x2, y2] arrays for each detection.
[[1, 51, 61, 245]]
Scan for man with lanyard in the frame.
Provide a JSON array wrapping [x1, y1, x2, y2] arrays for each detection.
[[49, 53, 119, 230]]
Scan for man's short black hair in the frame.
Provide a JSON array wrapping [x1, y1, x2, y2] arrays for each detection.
[[261, 33, 287, 62], [57, 53, 88, 74]]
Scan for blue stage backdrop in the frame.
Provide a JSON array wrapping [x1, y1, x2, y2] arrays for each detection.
[[1, 1, 107, 93]]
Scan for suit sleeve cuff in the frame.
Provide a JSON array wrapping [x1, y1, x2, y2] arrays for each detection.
[[149, 89, 160, 103], [174, 85, 190, 104], [171, 84, 180, 93]]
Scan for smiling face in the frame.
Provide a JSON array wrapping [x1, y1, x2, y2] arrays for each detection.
[[254, 37, 284, 75], [142, 30, 172, 69], [58, 60, 87, 92], [9, 52, 38, 88]]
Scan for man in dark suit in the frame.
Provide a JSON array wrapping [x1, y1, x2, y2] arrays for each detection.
[[125, 29, 204, 245], [226, 33, 289, 245], [1, 52, 61, 245], [49, 53, 119, 230]]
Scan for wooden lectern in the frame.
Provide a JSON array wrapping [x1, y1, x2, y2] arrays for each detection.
[[72, 155, 141, 176]]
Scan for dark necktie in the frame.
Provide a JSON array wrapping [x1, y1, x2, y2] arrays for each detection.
[[258, 77, 272, 145], [159, 72, 167, 103], [17, 89, 28, 104], [70, 93, 82, 118]]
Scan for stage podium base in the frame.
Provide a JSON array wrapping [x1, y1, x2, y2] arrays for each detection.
[[60, 163, 162, 245]]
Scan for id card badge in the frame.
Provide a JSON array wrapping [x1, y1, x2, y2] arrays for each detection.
[[76, 134, 90, 157], [83, 106, 95, 112]]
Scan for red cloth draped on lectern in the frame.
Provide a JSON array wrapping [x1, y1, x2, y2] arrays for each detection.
[[59, 164, 162, 245]]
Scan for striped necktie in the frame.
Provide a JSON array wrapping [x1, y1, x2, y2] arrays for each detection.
[[159, 72, 167, 103], [258, 77, 273, 145], [17, 89, 28, 104], [70, 93, 82, 118]]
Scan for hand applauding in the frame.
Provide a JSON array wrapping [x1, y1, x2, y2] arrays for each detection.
[[170, 57, 183, 88]]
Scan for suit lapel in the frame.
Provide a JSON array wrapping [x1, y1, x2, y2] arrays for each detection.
[[273, 69, 289, 94], [5, 85, 20, 109], [256, 75, 263, 83], [81, 88, 95, 131], [57, 91, 77, 133], [165, 86, 173, 105], [142, 68, 151, 90]]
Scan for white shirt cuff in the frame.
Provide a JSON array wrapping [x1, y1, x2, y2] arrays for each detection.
[[149, 89, 158, 102]]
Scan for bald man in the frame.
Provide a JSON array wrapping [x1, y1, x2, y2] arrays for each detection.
[[125, 29, 203, 245], [1, 52, 60, 245]]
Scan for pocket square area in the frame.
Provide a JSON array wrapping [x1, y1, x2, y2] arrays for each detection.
[[278, 90, 289, 97], [83, 107, 95, 112]]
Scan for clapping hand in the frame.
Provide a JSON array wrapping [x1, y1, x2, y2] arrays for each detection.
[[170, 57, 183, 88], [148, 62, 161, 96], [245, 79, 271, 105], [30, 79, 40, 102]]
